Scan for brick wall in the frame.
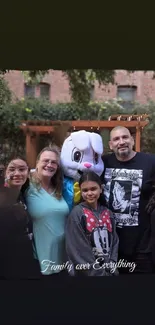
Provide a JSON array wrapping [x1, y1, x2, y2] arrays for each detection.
[[4, 70, 155, 103]]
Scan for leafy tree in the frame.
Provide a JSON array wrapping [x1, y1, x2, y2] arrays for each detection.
[[0, 97, 153, 164], [62, 69, 115, 104], [22, 70, 49, 84], [0, 76, 12, 108], [21, 69, 115, 104], [21, 69, 155, 104], [3, 69, 155, 105]]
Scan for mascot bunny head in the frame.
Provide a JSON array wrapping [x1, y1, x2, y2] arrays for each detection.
[[61, 130, 104, 181]]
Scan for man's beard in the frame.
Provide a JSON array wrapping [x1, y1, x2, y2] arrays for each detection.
[[117, 147, 130, 158]]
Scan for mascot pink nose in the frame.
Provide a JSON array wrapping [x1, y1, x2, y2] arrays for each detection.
[[84, 163, 92, 168]]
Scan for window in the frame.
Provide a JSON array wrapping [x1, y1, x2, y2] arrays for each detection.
[[117, 85, 137, 109], [24, 84, 35, 97], [39, 83, 50, 98]]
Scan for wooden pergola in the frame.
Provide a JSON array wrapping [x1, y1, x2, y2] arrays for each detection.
[[20, 114, 149, 168]]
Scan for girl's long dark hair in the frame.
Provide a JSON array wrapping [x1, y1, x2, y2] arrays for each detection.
[[79, 171, 106, 206]]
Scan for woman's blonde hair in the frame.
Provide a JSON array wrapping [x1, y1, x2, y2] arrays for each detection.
[[30, 145, 63, 200]]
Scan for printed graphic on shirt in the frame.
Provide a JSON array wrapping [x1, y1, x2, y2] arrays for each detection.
[[103, 168, 143, 227], [83, 208, 112, 256], [93, 228, 110, 256]]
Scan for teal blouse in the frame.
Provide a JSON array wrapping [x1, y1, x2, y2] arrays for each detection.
[[25, 183, 69, 275]]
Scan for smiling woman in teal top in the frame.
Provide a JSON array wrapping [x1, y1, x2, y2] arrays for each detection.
[[25, 146, 69, 276]]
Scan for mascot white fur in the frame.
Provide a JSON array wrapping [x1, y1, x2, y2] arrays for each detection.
[[61, 130, 104, 210]]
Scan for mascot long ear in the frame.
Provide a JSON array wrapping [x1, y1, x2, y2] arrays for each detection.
[[71, 130, 90, 150], [52, 123, 72, 148], [0, 175, 19, 207], [89, 132, 103, 155]]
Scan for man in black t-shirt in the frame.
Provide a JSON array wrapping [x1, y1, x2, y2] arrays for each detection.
[[101, 126, 155, 274]]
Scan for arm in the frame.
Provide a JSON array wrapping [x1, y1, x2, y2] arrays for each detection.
[[65, 207, 109, 276]]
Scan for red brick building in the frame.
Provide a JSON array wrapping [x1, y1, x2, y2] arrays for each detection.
[[4, 70, 155, 105]]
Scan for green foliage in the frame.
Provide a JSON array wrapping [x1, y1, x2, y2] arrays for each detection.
[[20, 69, 155, 105], [0, 96, 155, 164], [62, 69, 115, 105], [1, 97, 125, 126], [22, 70, 49, 85], [1, 70, 155, 163], [131, 100, 155, 153], [0, 70, 9, 75], [21, 69, 115, 104], [0, 76, 12, 108], [0, 97, 124, 163]]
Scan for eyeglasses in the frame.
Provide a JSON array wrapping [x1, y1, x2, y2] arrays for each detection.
[[40, 159, 59, 166]]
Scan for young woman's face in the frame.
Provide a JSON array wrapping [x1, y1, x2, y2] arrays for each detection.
[[5, 159, 28, 188], [36, 151, 59, 180], [80, 180, 102, 208]]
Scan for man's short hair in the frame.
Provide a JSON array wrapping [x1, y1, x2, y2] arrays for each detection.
[[110, 126, 132, 139]]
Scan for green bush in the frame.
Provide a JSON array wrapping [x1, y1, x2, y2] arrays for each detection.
[[0, 77, 12, 108], [0, 97, 154, 164]]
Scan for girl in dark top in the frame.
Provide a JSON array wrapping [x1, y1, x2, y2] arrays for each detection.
[[5, 157, 33, 238], [66, 171, 119, 276], [0, 157, 41, 279]]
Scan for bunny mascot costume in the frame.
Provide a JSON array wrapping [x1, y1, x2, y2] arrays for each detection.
[[61, 130, 104, 211]]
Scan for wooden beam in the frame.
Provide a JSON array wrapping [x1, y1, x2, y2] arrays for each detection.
[[135, 126, 141, 152], [109, 114, 149, 120], [20, 120, 149, 134], [26, 133, 39, 168]]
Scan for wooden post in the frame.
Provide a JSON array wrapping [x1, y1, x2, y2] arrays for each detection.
[[26, 132, 39, 168], [135, 126, 141, 152]]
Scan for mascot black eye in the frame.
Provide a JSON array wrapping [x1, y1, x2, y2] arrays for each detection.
[[72, 148, 83, 163], [94, 152, 99, 164]]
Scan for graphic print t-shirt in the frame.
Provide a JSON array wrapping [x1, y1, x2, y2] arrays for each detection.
[[104, 167, 143, 227], [101, 152, 155, 255], [82, 207, 112, 258]]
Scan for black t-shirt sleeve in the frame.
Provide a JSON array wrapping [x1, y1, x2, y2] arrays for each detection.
[[101, 154, 111, 182]]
